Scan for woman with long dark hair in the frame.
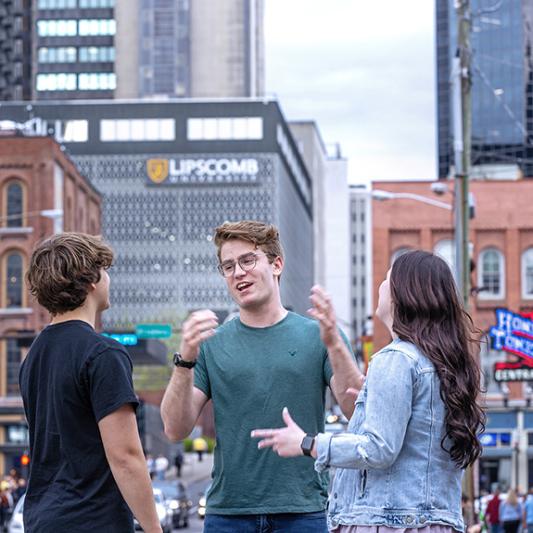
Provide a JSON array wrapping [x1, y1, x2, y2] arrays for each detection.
[[252, 250, 485, 532]]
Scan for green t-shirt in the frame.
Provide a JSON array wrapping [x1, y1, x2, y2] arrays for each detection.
[[194, 311, 335, 515]]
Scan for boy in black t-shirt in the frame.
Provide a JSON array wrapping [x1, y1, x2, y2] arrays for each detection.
[[20, 233, 162, 533]]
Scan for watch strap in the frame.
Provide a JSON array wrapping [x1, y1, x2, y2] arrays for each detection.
[[173, 352, 197, 369]]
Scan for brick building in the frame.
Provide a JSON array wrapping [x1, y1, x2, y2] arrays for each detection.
[[372, 178, 533, 492], [0, 134, 101, 474]]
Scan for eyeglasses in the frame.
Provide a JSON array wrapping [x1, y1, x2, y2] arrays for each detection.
[[217, 252, 272, 277]]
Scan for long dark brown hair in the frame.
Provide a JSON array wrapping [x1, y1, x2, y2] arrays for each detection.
[[389, 250, 485, 468]]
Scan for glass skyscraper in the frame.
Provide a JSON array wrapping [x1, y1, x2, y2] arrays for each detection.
[[436, 0, 533, 179]]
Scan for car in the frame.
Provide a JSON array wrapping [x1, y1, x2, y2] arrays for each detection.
[[198, 483, 212, 519], [152, 479, 192, 529], [7, 493, 25, 533], [134, 487, 173, 533]]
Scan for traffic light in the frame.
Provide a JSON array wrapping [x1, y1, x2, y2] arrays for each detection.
[[20, 453, 30, 466]]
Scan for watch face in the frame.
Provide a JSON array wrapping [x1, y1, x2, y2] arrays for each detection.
[[301, 435, 315, 455]]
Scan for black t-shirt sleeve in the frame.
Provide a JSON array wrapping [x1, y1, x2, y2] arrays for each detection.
[[86, 347, 139, 422]]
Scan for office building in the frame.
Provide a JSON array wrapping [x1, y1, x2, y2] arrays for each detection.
[[2, 0, 264, 101], [436, 0, 533, 179], [0, 0, 32, 100], [349, 184, 372, 349], [1, 99, 314, 328], [288, 123, 351, 337]]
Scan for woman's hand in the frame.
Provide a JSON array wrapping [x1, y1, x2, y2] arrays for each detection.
[[251, 408, 307, 458]]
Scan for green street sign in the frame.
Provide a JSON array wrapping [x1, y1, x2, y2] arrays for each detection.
[[135, 323, 172, 339]]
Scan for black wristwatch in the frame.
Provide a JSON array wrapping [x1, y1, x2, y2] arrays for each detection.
[[173, 352, 196, 369], [301, 434, 316, 457]]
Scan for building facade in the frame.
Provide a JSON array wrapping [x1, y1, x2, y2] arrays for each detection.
[[2, 0, 264, 101], [372, 178, 533, 493], [288, 123, 351, 336], [1, 99, 314, 328], [436, 0, 533, 179], [0, 135, 101, 474], [349, 184, 372, 351], [0, 0, 32, 101]]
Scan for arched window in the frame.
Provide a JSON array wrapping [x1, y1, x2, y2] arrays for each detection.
[[5, 253, 23, 307], [390, 247, 411, 265], [6, 182, 23, 227], [434, 239, 455, 271], [478, 248, 505, 299], [522, 248, 533, 299]]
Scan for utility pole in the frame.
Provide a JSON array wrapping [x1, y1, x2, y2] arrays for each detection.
[[454, 0, 475, 510], [453, 0, 472, 309]]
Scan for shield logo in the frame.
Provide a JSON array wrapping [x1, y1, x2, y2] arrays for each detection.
[[147, 159, 169, 183]]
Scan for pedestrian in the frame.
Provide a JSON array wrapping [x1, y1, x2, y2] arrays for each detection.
[[20, 233, 162, 533], [161, 220, 364, 532], [193, 437, 207, 462], [501, 489, 522, 533], [174, 451, 184, 478], [146, 453, 155, 480], [524, 487, 533, 533], [486, 487, 502, 533], [154, 454, 169, 481], [252, 249, 485, 533]]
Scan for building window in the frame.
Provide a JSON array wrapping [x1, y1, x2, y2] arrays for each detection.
[[79, 46, 115, 62], [434, 239, 455, 271], [62, 120, 89, 142], [79, 0, 115, 7], [6, 182, 23, 227], [522, 248, 533, 299], [78, 73, 116, 90], [478, 248, 505, 299], [6, 339, 22, 396], [78, 19, 116, 36], [36, 73, 77, 92], [38, 0, 77, 8], [100, 119, 175, 142], [5, 253, 23, 308], [38, 47, 77, 63], [37, 19, 77, 36], [187, 117, 263, 141]]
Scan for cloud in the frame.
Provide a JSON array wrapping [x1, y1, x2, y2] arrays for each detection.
[[265, 0, 436, 182]]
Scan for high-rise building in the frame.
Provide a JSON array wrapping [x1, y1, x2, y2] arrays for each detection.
[[0, 0, 32, 100], [1, 99, 313, 327], [288, 123, 351, 337], [436, 0, 533, 179], [1, 0, 264, 101], [349, 185, 372, 347]]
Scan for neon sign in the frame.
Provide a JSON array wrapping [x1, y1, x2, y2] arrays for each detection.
[[490, 308, 533, 382]]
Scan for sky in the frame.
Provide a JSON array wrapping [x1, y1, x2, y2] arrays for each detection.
[[264, 0, 437, 184]]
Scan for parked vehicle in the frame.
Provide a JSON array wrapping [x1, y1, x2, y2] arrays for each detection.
[[134, 487, 173, 533], [198, 483, 212, 519], [152, 480, 192, 529]]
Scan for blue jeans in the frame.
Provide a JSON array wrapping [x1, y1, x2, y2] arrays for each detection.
[[204, 511, 328, 532]]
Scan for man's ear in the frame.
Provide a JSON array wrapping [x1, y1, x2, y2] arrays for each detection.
[[272, 255, 284, 276]]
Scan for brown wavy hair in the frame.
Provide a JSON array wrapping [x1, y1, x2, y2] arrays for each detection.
[[390, 250, 485, 468], [26, 232, 113, 315]]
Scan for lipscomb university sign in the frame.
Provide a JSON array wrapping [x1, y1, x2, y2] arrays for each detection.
[[490, 308, 533, 382], [146, 157, 260, 185]]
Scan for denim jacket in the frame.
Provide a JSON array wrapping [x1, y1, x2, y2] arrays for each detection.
[[315, 339, 464, 532]]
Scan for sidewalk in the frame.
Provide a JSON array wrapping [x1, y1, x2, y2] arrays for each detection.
[[167, 451, 213, 485]]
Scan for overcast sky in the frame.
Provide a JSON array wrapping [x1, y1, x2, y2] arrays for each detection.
[[264, 0, 437, 184]]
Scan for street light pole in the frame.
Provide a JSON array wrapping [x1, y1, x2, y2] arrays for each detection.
[[453, 0, 472, 308]]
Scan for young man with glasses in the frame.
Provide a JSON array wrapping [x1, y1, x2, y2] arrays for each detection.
[[161, 220, 363, 532]]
